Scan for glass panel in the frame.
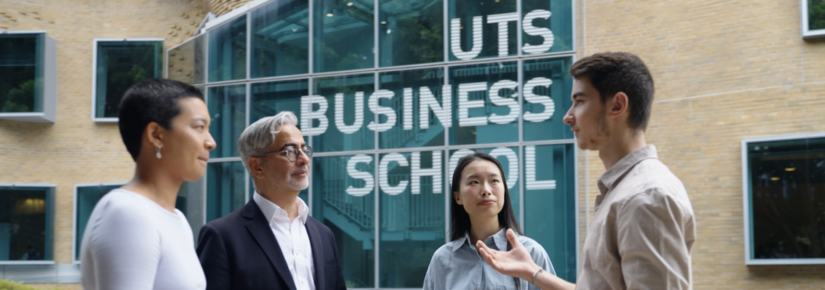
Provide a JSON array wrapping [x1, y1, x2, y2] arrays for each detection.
[[810, 0, 825, 30], [521, 0, 573, 53], [0, 187, 53, 261], [523, 144, 576, 282], [208, 85, 247, 158], [447, 0, 517, 61], [378, 151, 445, 287], [312, 0, 374, 72], [747, 137, 825, 259], [250, 79, 310, 148], [449, 61, 519, 145], [448, 147, 520, 221], [311, 74, 375, 152], [168, 34, 206, 85], [95, 41, 163, 118], [523, 57, 573, 141], [251, 0, 310, 78], [206, 161, 247, 222], [208, 15, 247, 82], [312, 155, 375, 288], [0, 33, 43, 113], [379, 0, 443, 67], [378, 68, 445, 149]]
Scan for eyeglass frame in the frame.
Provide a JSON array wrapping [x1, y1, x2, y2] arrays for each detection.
[[251, 144, 313, 162]]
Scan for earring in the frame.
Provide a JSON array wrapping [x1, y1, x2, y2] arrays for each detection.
[[155, 146, 162, 159]]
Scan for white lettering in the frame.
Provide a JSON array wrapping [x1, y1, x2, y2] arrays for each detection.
[[486, 12, 519, 57], [379, 153, 409, 195], [487, 80, 520, 125], [420, 85, 452, 129], [489, 147, 518, 190], [450, 17, 483, 60], [334, 92, 364, 134], [300, 95, 328, 136], [523, 77, 554, 122], [403, 88, 413, 130], [525, 146, 556, 190], [458, 82, 488, 127], [522, 10, 554, 54], [346, 154, 374, 197], [411, 151, 442, 194], [367, 90, 396, 132]]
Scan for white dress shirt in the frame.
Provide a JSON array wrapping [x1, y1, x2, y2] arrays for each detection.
[[253, 192, 315, 290]]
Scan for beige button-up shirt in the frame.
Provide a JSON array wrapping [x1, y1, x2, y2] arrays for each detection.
[[577, 145, 695, 290]]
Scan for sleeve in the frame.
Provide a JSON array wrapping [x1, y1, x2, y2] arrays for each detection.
[[87, 204, 160, 290], [617, 190, 692, 290], [196, 223, 231, 290], [328, 233, 347, 290]]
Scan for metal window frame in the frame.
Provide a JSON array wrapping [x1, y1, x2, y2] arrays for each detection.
[[802, 0, 825, 39], [0, 183, 57, 265], [91, 38, 165, 122], [71, 182, 128, 264], [741, 132, 825, 265], [0, 31, 57, 123]]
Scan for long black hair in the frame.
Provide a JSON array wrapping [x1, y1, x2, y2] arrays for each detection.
[[450, 152, 522, 241]]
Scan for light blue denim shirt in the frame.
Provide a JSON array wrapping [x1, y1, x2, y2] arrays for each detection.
[[423, 228, 556, 290]]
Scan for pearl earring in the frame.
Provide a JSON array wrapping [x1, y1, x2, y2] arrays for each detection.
[[155, 146, 162, 159]]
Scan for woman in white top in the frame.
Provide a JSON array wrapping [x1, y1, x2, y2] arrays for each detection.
[[81, 79, 215, 290]]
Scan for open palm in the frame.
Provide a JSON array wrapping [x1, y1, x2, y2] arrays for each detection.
[[476, 228, 538, 280]]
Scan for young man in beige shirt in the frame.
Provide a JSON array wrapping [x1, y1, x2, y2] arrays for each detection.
[[477, 52, 695, 290]]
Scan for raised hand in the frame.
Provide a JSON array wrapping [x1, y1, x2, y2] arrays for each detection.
[[476, 228, 540, 281]]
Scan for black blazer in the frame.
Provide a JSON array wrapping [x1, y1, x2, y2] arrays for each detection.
[[196, 200, 347, 290]]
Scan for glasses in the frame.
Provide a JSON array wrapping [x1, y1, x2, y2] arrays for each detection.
[[253, 145, 313, 162]]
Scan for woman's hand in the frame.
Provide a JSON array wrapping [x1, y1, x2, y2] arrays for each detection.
[[476, 228, 541, 281]]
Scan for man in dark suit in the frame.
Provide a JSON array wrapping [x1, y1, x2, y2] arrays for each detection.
[[197, 111, 346, 290]]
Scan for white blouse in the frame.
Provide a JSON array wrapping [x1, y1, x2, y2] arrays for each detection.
[[81, 189, 206, 290]]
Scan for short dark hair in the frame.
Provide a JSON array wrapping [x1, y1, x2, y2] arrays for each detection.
[[118, 78, 204, 160], [569, 52, 655, 130], [450, 152, 522, 241]]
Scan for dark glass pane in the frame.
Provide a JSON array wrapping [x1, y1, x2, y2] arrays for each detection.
[[313, 0, 374, 72], [523, 57, 573, 141], [206, 162, 247, 222], [810, 0, 825, 30], [251, 0, 310, 78], [209, 16, 247, 82], [0, 33, 42, 113], [168, 35, 206, 84], [449, 61, 519, 145], [208, 85, 247, 158], [379, 0, 443, 67], [523, 144, 576, 282], [748, 137, 825, 259], [521, 0, 574, 53], [312, 155, 375, 287], [448, 0, 517, 61], [311, 74, 375, 152], [0, 187, 53, 261], [378, 68, 445, 149], [449, 147, 520, 222], [95, 41, 163, 118], [250, 79, 310, 146]]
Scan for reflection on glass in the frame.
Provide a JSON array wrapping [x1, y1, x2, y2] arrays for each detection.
[[168, 35, 206, 85], [378, 151, 445, 287], [448, 0, 517, 61], [449, 147, 520, 220], [748, 137, 825, 260], [378, 68, 445, 149], [95, 41, 163, 118], [251, 79, 308, 124], [312, 0, 374, 72], [312, 155, 375, 287], [251, 0, 309, 78], [312, 74, 375, 152], [206, 162, 247, 222], [449, 61, 519, 145], [523, 144, 575, 282], [379, 0, 443, 67], [522, 0, 573, 53], [208, 85, 247, 158], [0, 187, 53, 261], [523, 57, 573, 141], [209, 15, 247, 82], [0, 33, 43, 113], [810, 0, 825, 30]]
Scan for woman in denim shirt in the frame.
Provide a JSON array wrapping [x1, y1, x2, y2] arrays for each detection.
[[423, 152, 556, 290]]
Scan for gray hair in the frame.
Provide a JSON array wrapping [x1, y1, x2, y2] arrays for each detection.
[[237, 111, 299, 171]]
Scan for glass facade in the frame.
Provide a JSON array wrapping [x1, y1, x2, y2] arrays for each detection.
[[0, 186, 54, 262], [746, 136, 825, 261], [94, 40, 163, 119], [173, 0, 577, 286], [0, 33, 44, 113], [168, 34, 206, 85], [809, 0, 825, 31]]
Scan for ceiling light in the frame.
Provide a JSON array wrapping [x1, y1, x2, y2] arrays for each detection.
[[347, 2, 354, 6], [770, 177, 780, 181], [785, 167, 795, 172], [380, 21, 387, 25], [326, 13, 334, 17]]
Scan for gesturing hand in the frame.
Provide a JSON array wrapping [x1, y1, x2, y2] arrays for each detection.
[[476, 228, 541, 281]]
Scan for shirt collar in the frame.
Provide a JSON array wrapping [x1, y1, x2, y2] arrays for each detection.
[[451, 228, 510, 253], [597, 144, 659, 194], [253, 191, 309, 224]]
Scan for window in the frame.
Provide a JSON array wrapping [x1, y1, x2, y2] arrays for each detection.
[[0, 32, 57, 123], [803, 0, 825, 39], [743, 134, 825, 264], [93, 39, 163, 121], [167, 34, 206, 85], [0, 185, 55, 264], [250, 0, 309, 78], [208, 15, 247, 82], [313, 0, 374, 72], [378, 0, 444, 67]]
